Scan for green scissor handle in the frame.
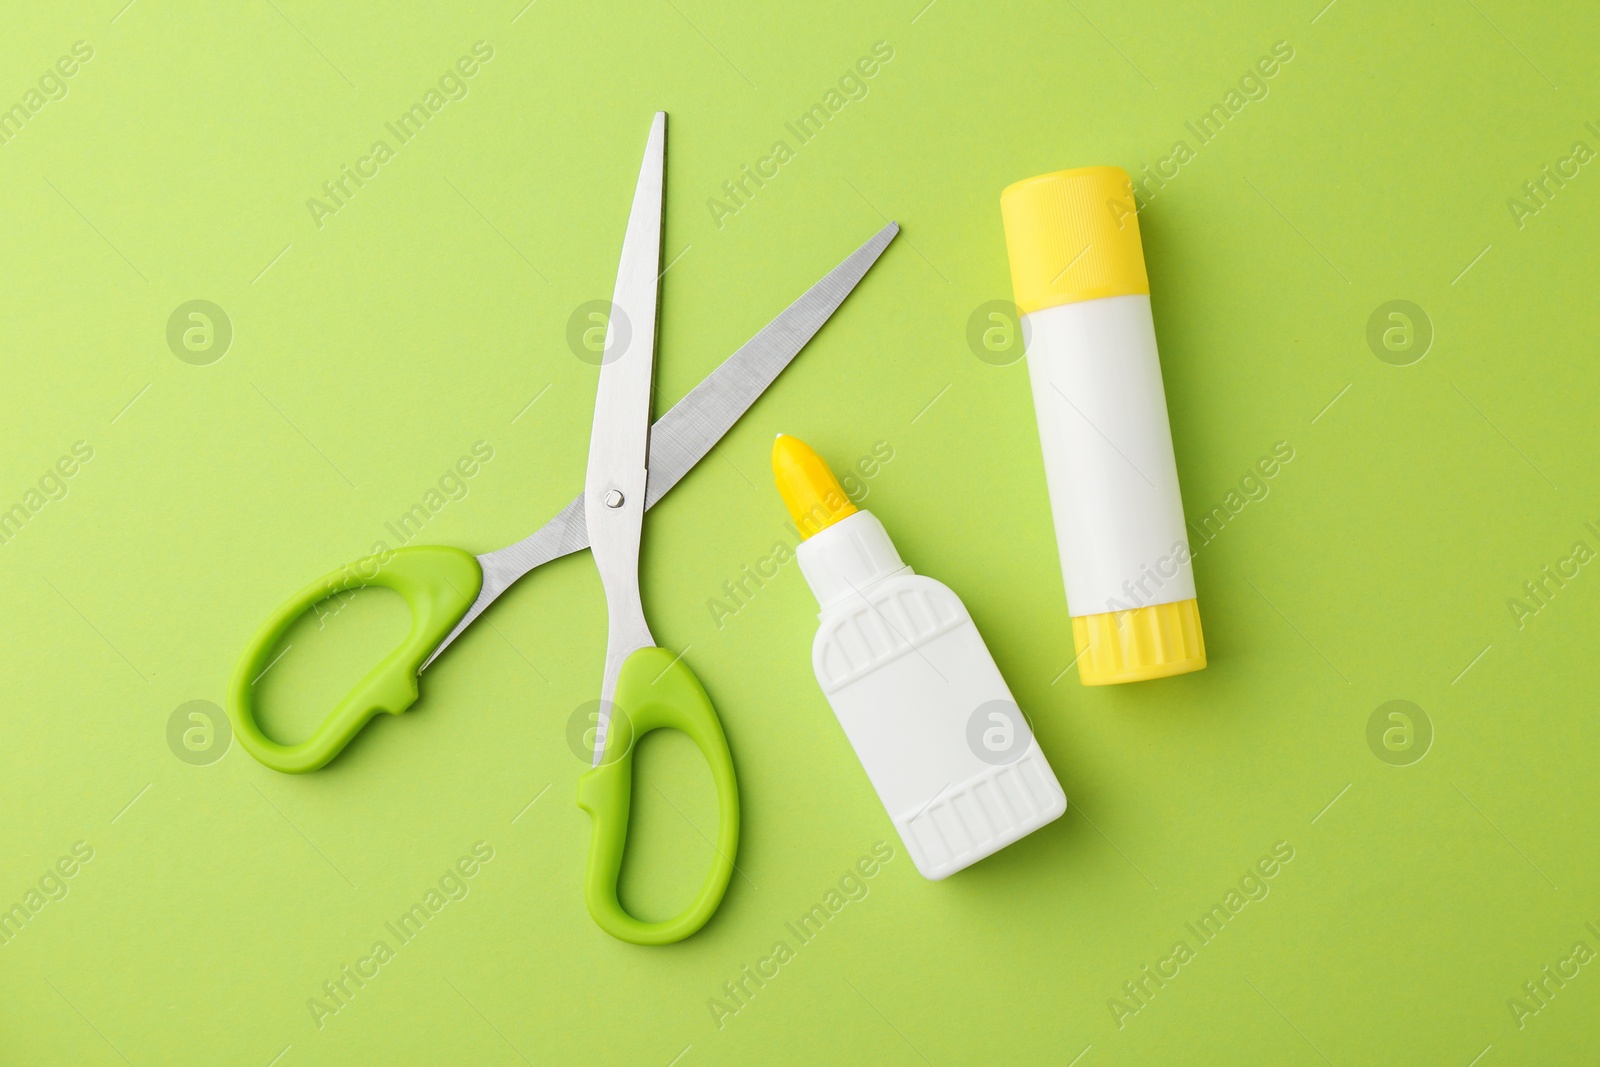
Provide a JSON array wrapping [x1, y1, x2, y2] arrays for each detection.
[[226, 545, 483, 774], [577, 646, 740, 945]]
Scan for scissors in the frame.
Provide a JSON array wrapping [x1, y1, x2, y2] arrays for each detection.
[[225, 112, 896, 944]]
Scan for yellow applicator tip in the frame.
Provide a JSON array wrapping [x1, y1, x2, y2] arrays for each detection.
[[772, 434, 857, 540]]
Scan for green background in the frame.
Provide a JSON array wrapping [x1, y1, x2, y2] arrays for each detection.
[[3, 0, 1598, 1062]]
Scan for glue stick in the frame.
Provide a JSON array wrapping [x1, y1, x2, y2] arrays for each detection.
[[773, 434, 1066, 880], [1000, 166, 1205, 685]]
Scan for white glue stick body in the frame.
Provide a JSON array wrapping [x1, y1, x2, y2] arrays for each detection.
[[1000, 165, 1206, 686], [774, 434, 1066, 880]]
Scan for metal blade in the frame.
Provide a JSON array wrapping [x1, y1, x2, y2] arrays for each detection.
[[586, 112, 663, 728], [420, 219, 898, 670], [642, 220, 899, 507]]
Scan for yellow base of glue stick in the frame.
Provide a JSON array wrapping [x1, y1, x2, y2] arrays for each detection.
[[774, 434, 1067, 879], [1000, 166, 1206, 686]]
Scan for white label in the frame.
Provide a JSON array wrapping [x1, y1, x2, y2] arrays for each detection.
[[1023, 293, 1196, 615]]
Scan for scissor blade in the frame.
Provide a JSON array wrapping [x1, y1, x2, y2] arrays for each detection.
[[420, 220, 898, 670], [586, 111, 664, 714], [642, 220, 899, 507]]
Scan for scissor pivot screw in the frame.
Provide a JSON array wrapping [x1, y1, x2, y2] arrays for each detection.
[[604, 489, 625, 509]]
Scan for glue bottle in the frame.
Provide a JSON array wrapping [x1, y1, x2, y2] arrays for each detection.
[[1000, 165, 1206, 685], [773, 434, 1066, 880]]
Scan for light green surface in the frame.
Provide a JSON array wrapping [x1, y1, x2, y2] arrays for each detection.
[[3, 1, 1598, 1063]]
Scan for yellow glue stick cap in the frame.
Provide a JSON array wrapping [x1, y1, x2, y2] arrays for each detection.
[[772, 434, 857, 540], [1000, 165, 1149, 315], [1071, 600, 1206, 685]]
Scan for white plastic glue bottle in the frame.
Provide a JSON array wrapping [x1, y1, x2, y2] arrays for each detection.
[[773, 434, 1066, 880], [1000, 165, 1206, 686]]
